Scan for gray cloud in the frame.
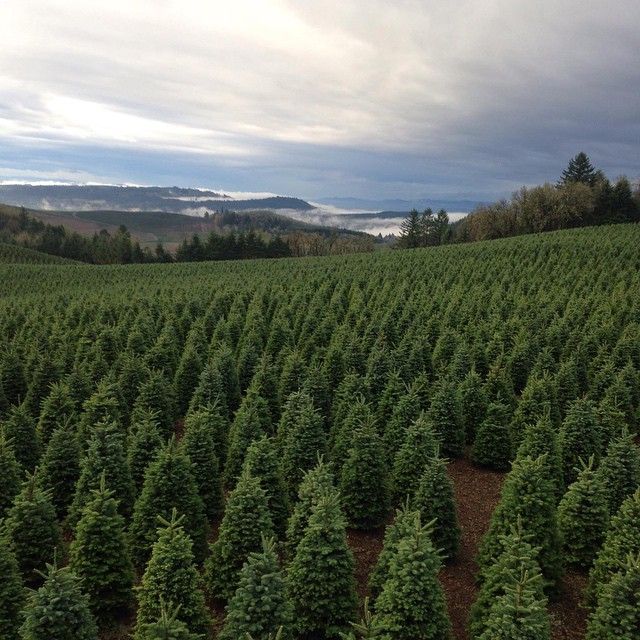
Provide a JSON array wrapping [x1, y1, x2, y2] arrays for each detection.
[[0, 0, 638, 199]]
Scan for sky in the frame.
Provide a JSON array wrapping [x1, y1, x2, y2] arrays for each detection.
[[0, 0, 638, 201]]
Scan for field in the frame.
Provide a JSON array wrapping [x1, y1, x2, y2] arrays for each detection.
[[0, 223, 639, 639]]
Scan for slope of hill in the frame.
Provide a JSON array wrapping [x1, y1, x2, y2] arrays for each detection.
[[0, 242, 80, 264]]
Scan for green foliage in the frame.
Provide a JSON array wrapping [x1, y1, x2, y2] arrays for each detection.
[[457, 368, 488, 442], [339, 422, 389, 530], [181, 408, 224, 520], [0, 530, 23, 640], [585, 553, 640, 640], [219, 536, 291, 640], [137, 602, 201, 640], [477, 456, 561, 592], [587, 489, 640, 606], [128, 409, 163, 493], [173, 344, 203, 418], [187, 361, 228, 418], [206, 471, 274, 602], [391, 414, 439, 503], [242, 436, 289, 535], [412, 456, 459, 559], [0, 431, 20, 519], [427, 379, 464, 457], [0, 348, 27, 408], [472, 401, 512, 471], [133, 510, 211, 640], [287, 490, 357, 639], [129, 437, 208, 569], [69, 475, 134, 628], [2, 403, 40, 471], [5, 472, 60, 587], [37, 419, 81, 518], [559, 152, 598, 186], [371, 517, 450, 640], [595, 429, 640, 515], [77, 379, 123, 447], [19, 562, 98, 640], [132, 370, 176, 442]]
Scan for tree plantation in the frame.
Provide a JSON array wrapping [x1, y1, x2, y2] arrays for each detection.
[[0, 223, 639, 639]]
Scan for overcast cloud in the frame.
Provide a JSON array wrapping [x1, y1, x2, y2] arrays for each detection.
[[0, 0, 638, 200]]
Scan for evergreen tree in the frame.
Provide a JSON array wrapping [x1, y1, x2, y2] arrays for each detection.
[[243, 436, 289, 536], [0, 348, 27, 408], [133, 511, 211, 640], [558, 152, 598, 186], [382, 384, 422, 459], [69, 475, 134, 628], [173, 344, 202, 418], [477, 568, 550, 640], [128, 409, 163, 494], [391, 414, 439, 503], [457, 368, 488, 443], [0, 431, 20, 519], [206, 471, 274, 602], [585, 553, 640, 640], [427, 379, 464, 457], [69, 421, 134, 526], [137, 601, 200, 640], [559, 398, 602, 487], [470, 521, 544, 639], [219, 536, 292, 640], [339, 423, 389, 530], [19, 562, 98, 640], [5, 472, 60, 587], [77, 379, 123, 447], [132, 371, 176, 442], [2, 404, 40, 471], [330, 397, 373, 473], [129, 437, 208, 568], [187, 361, 228, 418], [516, 414, 563, 502], [472, 401, 512, 471], [36, 381, 76, 446], [184, 403, 228, 465], [412, 456, 459, 559], [587, 489, 640, 606], [181, 409, 224, 520], [37, 419, 81, 518], [595, 429, 640, 515], [368, 503, 419, 601], [398, 210, 422, 249], [279, 391, 326, 503], [477, 456, 562, 592], [287, 491, 357, 640], [285, 458, 335, 559], [224, 388, 271, 487], [371, 517, 450, 640], [23, 353, 60, 417], [0, 530, 23, 640]]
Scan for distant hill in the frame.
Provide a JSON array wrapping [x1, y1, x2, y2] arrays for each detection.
[[315, 196, 483, 212], [0, 184, 314, 214]]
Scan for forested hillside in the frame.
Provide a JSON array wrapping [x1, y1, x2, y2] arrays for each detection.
[[0, 224, 639, 640]]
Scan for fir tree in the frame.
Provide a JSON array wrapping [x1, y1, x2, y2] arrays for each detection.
[[287, 491, 357, 640], [368, 503, 418, 600], [0, 348, 27, 408], [2, 404, 40, 471], [181, 408, 224, 520], [77, 379, 123, 447], [133, 511, 211, 640], [187, 361, 228, 418], [173, 344, 202, 418], [558, 152, 598, 186], [19, 562, 98, 640], [472, 401, 512, 471], [128, 409, 163, 494], [559, 398, 602, 487], [132, 370, 176, 442], [68, 421, 134, 526], [339, 423, 389, 530], [36, 419, 81, 518], [36, 381, 76, 446], [391, 414, 439, 503], [371, 517, 450, 640], [137, 601, 200, 640], [587, 489, 640, 606], [69, 475, 134, 628], [0, 431, 20, 519], [412, 456, 459, 559], [279, 391, 326, 503], [457, 368, 488, 443], [557, 457, 609, 568], [5, 471, 60, 587], [243, 436, 289, 536], [330, 397, 373, 473], [219, 536, 292, 640], [427, 379, 464, 457], [470, 521, 544, 639], [382, 384, 422, 459], [477, 456, 562, 593], [285, 458, 335, 559], [129, 437, 208, 568], [477, 568, 550, 640], [206, 470, 274, 602], [595, 429, 640, 515], [585, 553, 640, 640], [0, 530, 23, 640], [23, 353, 60, 417]]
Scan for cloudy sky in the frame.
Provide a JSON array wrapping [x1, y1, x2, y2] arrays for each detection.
[[0, 0, 638, 201]]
